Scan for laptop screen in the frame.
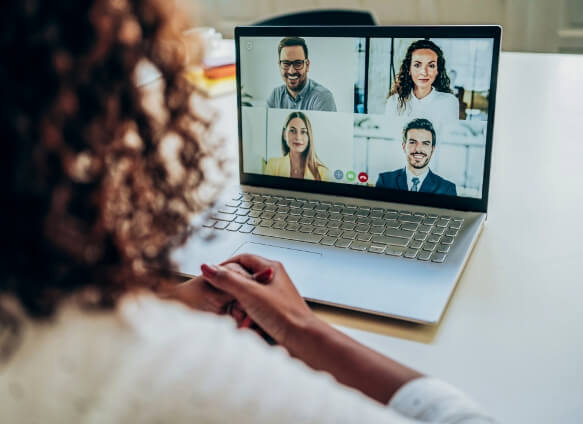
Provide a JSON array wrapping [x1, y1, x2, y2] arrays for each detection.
[[236, 27, 500, 212]]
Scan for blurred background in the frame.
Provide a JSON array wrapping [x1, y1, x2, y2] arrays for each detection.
[[182, 0, 583, 54]]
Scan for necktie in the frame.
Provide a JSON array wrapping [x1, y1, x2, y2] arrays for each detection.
[[411, 177, 420, 192]]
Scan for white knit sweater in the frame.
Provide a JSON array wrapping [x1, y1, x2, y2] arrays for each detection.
[[0, 293, 495, 423]]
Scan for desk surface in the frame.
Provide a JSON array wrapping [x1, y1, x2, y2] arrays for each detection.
[[210, 52, 583, 423]]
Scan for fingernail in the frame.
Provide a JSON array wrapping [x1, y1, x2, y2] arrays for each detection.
[[254, 267, 273, 283], [201, 264, 218, 277], [238, 316, 253, 329]]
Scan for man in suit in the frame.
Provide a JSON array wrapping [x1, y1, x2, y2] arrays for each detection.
[[376, 118, 457, 196]]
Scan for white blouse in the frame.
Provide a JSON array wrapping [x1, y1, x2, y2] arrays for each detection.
[[384, 88, 459, 132], [0, 293, 495, 423]]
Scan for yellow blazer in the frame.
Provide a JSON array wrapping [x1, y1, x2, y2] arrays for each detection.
[[264, 156, 329, 181]]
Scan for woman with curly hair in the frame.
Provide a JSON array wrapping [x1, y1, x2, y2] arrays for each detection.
[[265, 111, 329, 181], [0, 1, 494, 422], [385, 39, 459, 126]]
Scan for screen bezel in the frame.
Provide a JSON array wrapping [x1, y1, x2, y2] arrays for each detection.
[[235, 25, 501, 213]]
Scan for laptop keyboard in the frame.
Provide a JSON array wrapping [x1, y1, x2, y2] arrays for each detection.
[[204, 191, 464, 263]]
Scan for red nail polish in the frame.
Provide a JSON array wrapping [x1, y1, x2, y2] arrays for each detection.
[[201, 264, 217, 277], [255, 267, 273, 283]]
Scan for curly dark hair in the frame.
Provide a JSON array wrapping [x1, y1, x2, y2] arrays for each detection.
[[388, 39, 453, 112], [0, 0, 224, 323]]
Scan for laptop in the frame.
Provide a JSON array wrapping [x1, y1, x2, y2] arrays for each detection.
[[173, 25, 501, 324]]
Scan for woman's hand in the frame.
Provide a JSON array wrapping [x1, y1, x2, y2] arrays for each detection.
[[158, 263, 248, 318], [200, 254, 321, 347]]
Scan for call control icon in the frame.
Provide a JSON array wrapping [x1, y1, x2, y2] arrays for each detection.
[[334, 169, 344, 180], [345, 170, 356, 181], [358, 172, 368, 183]]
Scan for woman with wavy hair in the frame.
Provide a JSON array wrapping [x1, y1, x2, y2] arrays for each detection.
[[265, 111, 329, 181], [0, 1, 494, 422], [385, 39, 459, 125]]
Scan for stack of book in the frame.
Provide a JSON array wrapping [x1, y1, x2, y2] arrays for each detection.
[[186, 39, 236, 97]]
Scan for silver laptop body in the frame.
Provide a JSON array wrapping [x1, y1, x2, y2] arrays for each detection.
[[174, 25, 501, 325]]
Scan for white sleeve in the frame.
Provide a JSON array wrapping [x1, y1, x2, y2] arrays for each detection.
[[388, 377, 497, 423]]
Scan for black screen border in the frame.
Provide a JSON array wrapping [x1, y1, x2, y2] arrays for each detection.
[[235, 25, 501, 213]]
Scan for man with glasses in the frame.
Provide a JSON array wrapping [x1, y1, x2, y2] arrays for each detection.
[[376, 118, 457, 196], [267, 37, 337, 111]]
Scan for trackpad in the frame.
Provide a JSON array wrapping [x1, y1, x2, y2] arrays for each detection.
[[231, 242, 321, 290]]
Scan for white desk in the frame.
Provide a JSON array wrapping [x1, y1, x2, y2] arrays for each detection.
[[209, 52, 583, 423]]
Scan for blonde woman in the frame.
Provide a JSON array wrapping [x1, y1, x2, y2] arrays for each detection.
[[265, 111, 329, 181]]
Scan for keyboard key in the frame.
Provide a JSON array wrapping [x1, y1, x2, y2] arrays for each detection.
[[368, 244, 386, 254], [235, 208, 249, 216], [436, 244, 450, 253], [418, 224, 432, 233], [315, 212, 329, 219], [248, 210, 262, 218], [355, 224, 370, 233], [441, 236, 454, 245], [329, 206, 342, 213], [260, 211, 275, 219], [302, 210, 316, 218], [320, 236, 337, 246], [445, 229, 458, 237], [385, 246, 406, 256], [327, 229, 342, 237], [417, 250, 432, 261], [264, 205, 277, 212], [423, 217, 437, 225], [413, 233, 428, 241], [384, 228, 414, 239], [313, 219, 327, 227], [356, 217, 372, 224], [272, 221, 285, 229], [356, 233, 372, 242], [432, 227, 445, 235], [259, 219, 274, 228], [431, 252, 447, 263], [214, 221, 228, 230], [203, 219, 217, 228], [341, 223, 356, 231], [427, 234, 441, 243], [350, 241, 369, 251], [234, 216, 249, 224], [370, 211, 384, 219], [371, 235, 409, 247], [277, 206, 290, 214], [253, 227, 322, 243], [315, 205, 329, 212], [399, 215, 423, 223], [409, 240, 423, 249], [328, 213, 342, 221], [341, 231, 357, 240], [404, 248, 419, 259], [273, 213, 286, 221], [225, 200, 241, 207], [341, 208, 355, 215], [449, 221, 463, 230], [286, 223, 300, 231], [334, 239, 352, 248], [212, 212, 236, 222], [342, 215, 357, 223], [313, 227, 328, 235], [383, 212, 398, 220], [452, 217, 464, 222], [401, 223, 419, 232], [370, 226, 384, 234], [286, 215, 300, 223], [226, 223, 242, 231], [422, 242, 436, 251], [289, 209, 302, 216], [436, 219, 449, 228], [299, 218, 314, 225], [355, 209, 370, 217], [384, 219, 399, 228], [299, 225, 315, 233]]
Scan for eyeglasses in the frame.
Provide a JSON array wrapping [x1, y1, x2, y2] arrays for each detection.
[[279, 60, 307, 70]]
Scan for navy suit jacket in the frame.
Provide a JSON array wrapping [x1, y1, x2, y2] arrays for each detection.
[[375, 168, 457, 196]]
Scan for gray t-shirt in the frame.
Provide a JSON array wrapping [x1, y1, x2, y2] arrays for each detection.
[[266, 79, 337, 111]]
